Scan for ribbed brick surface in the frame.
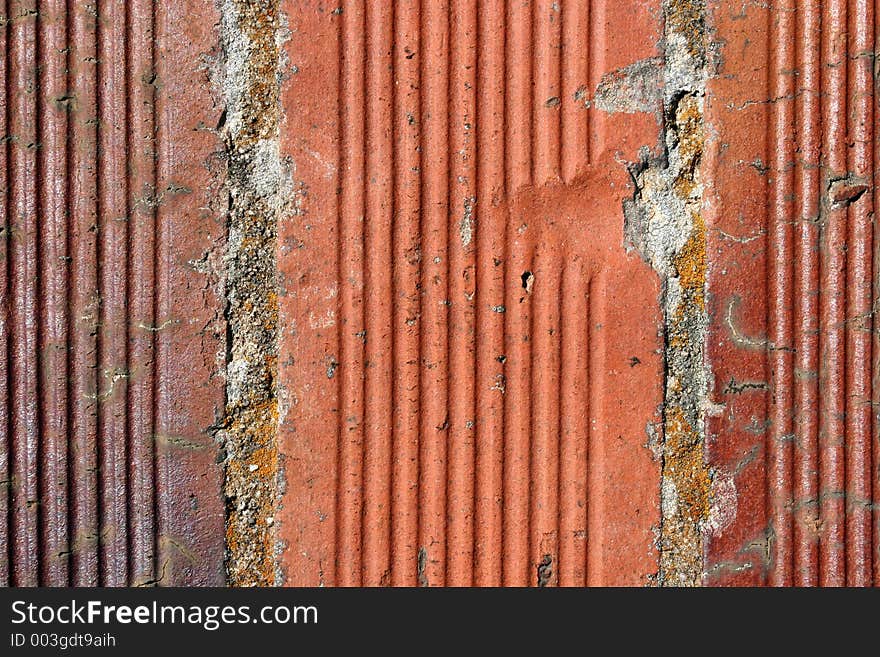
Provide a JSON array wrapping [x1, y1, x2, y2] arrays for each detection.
[[704, 0, 880, 585], [276, 0, 664, 586], [0, 1, 226, 586]]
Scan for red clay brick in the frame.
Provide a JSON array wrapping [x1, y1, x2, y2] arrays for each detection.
[[276, 0, 665, 586], [0, 1, 226, 586], [704, 0, 879, 586]]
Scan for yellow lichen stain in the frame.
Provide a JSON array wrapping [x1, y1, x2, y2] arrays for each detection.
[[673, 94, 703, 162], [671, 94, 706, 307], [225, 399, 279, 587], [671, 95, 703, 195], [665, 0, 706, 60], [232, 0, 280, 148], [263, 292, 278, 332], [664, 408, 711, 523], [673, 213, 706, 306]]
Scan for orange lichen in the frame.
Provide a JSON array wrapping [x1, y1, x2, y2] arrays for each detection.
[[665, 0, 707, 61], [225, 400, 279, 586], [233, 0, 281, 148], [673, 213, 706, 305], [664, 408, 711, 523]]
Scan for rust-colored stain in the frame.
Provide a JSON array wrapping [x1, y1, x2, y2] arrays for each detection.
[[704, 0, 880, 585], [276, 0, 665, 586], [0, 2, 226, 585]]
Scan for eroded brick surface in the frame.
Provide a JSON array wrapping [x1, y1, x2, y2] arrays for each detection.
[[703, 0, 880, 586], [0, 1, 226, 586]]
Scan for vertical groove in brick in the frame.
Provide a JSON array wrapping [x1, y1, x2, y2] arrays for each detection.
[[530, 248, 562, 587], [873, 0, 880, 590], [560, 0, 590, 181], [502, 237, 532, 587], [501, 0, 534, 588], [38, 0, 69, 586], [390, 0, 421, 586], [585, 273, 605, 587], [336, 0, 367, 588], [842, 0, 874, 587], [417, 0, 450, 589], [9, 1, 40, 587], [68, 0, 100, 587], [97, 0, 130, 586], [532, 0, 562, 183], [505, 0, 532, 192], [766, 0, 795, 587], [0, 0, 10, 588], [792, 0, 821, 585], [391, 0, 421, 586], [818, 0, 848, 587], [474, 0, 505, 586], [362, 0, 394, 586], [445, 0, 477, 587], [558, 261, 590, 587], [587, 0, 605, 160], [126, 0, 157, 587]]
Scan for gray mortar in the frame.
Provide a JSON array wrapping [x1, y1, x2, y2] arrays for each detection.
[[624, 0, 712, 586], [217, 0, 290, 586], [592, 57, 663, 114]]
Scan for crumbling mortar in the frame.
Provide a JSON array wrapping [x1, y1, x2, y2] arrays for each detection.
[[217, 0, 289, 587], [625, 0, 712, 586]]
